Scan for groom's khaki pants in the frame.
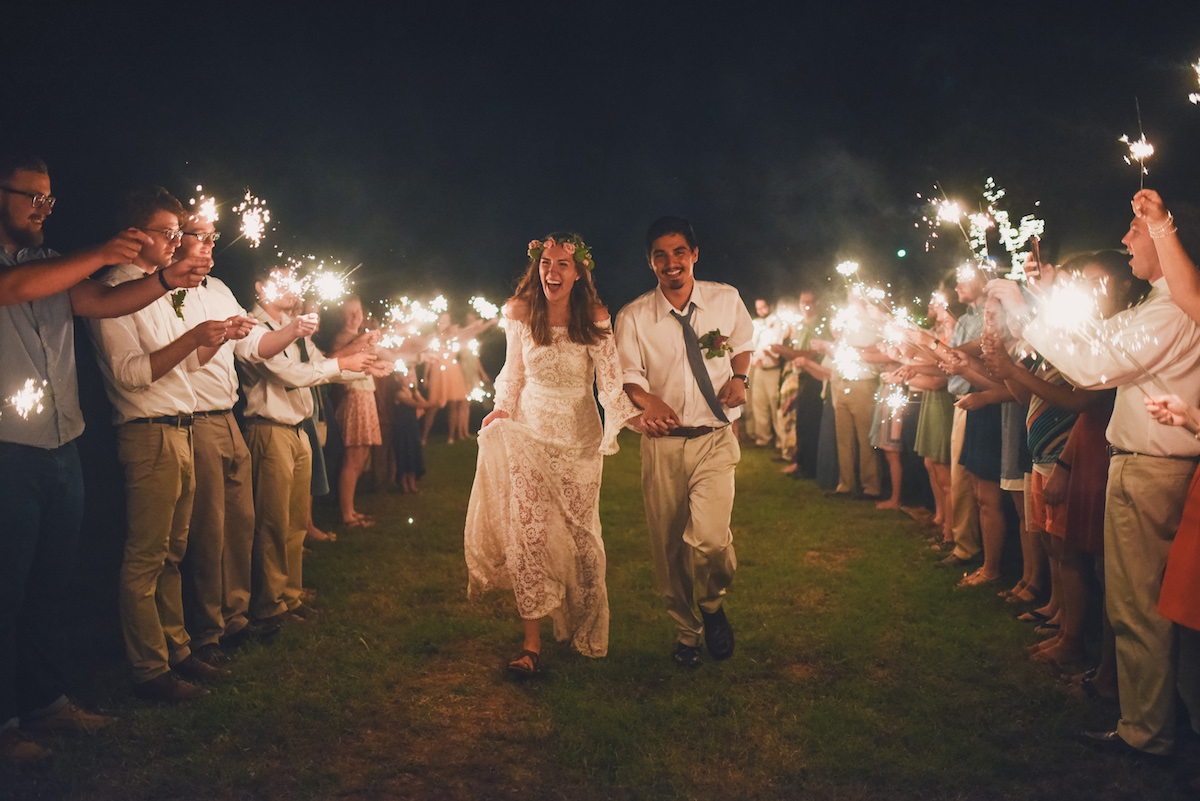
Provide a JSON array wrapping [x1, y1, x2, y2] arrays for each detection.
[[641, 426, 739, 647]]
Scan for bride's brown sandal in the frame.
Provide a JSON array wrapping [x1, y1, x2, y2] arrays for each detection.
[[506, 650, 540, 677]]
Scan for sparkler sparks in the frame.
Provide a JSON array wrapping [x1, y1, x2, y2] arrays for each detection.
[[1190, 59, 1199, 104], [835, 261, 860, 278], [9, 379, 47, 420], [233, 191, 272, 248], [188, 185, 219, 224], [884, 386, 909, 414], [1119, 133, 1155, 174], [470, 296, 500, 320]]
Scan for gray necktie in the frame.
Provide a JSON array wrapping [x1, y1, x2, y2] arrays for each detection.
[[671, 303, 729, 423]]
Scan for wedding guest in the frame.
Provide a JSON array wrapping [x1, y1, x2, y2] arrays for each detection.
[[173, 209, 317, 656], [393, 372, 434, 494], [87, 186, 235, 702], [0, 157, 204, 761], [993, 201, 1200, 759], [748, 298, 789, 447], [239, 268, 376, 627], [616, 216, 753, 666]]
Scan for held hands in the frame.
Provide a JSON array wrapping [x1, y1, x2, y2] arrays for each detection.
[[95, 229, 153, 266], [938, 348, 969, 376], [638, 394, 681, 438], [480, 409, 510, 429], [366, 360, 394, 378], [718, 376, 747, 409], [161, 254, 215, 289], [1132, 189, 1169, 226]]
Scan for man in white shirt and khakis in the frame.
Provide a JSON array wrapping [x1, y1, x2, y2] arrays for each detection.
[[173, 212, 319, 658], [88, 186, 244, 703], [238, 267, 376, 628], [616, 216, 754, 667]]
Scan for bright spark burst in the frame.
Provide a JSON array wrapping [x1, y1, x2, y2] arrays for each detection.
[[884, 386, 909, 414], [233, 191, 272, 248], [309, 271, 348, 303], [10, 379, 46, 420], [188, 185, 219, 224], [835, 261, 860, 278], [260, 266, 306, 304], [470, 296, 500, 320], [1119, 133, 1155, 174], [832, 342, 870, 381], [1039, 281, 1101, 333]]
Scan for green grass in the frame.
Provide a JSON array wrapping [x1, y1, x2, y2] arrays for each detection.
[[3, 433, 1190, 800]]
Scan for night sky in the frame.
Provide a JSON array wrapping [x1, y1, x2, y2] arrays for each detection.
[[7, 4, 1200, 314]]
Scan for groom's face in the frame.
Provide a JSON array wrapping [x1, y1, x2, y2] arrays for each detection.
[[648, 233, 697, 293]]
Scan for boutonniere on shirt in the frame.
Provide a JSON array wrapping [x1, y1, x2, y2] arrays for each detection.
[[697, 329, 732, 359], [169, 289, 188, 319]]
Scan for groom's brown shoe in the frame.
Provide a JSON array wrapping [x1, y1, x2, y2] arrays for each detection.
[[701, 607, 735, 660]]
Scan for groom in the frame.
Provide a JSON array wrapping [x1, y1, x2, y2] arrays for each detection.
[[615, 216, 754, 667]]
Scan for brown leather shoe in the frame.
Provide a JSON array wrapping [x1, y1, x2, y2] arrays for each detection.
[[0, 727, 52, 763], [172, 654, 232, 683], [132, 672, 210, 703], [24, 701, 117, 734]]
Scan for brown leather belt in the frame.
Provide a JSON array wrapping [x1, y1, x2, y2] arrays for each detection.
[[193, 408, 233, 417], [665, 425, 727, 439]]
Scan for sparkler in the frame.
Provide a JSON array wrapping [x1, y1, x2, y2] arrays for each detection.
[[835, 261, 859, 278], [188, 185, 219, 224], [884, 386, 910, 414], [1119, 99, 1155, 189], [232, 191, 272, 248], [470, 296, 500, 320], [9, 379, 47, 420], [923, 179, 1044, 273]]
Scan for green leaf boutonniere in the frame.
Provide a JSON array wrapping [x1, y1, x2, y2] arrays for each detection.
[[170, 289, 188, 319], [697, 329, 733, 359]]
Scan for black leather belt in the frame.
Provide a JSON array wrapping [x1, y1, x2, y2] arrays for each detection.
[[128, 414, 194, 427], [193, 408, 233, 417], [1108, 445, 1200, 461], [665, 425, 727, 439]]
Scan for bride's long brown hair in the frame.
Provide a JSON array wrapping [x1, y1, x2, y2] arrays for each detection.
[[510, 232, 608, 347]]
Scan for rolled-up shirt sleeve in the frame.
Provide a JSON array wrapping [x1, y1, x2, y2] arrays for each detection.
[[89, 313, 154, 391], [614, 306, 650, 392]]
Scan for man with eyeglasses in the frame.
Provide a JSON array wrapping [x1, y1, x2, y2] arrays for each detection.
[[0, 158, 211, 762], [172, 209, 319, 660], [86, 185, 241, 705]]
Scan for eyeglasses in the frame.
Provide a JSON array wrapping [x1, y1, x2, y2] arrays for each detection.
[[141, 227, 183, 242], [181, 230, 221, 243], [0, 186, 56, 210]]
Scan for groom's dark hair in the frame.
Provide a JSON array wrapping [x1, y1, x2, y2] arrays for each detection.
[[645, 216, 698, 256]]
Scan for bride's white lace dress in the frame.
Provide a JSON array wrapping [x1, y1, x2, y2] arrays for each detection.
[[464, 316, 639, 657]]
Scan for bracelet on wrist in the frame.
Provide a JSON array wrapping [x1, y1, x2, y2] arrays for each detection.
[[156, 270, 173, 291], [1148, 212, 1177, 240]]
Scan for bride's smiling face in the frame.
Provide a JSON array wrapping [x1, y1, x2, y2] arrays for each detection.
[[539, 245, 578, 304]]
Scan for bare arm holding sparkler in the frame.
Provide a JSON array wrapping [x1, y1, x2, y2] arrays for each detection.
[[1132, 189, 1200, 324], [0, 230, 153, 306], [254, 313, 320, 360], [69, 253, 213, 319]]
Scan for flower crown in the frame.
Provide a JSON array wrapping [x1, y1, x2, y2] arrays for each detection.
[[527, 234, 595, 271]]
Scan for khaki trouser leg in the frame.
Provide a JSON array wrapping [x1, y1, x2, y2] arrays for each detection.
[[1106, 454, 1194, 755], [642, 428, 739, 647], [248, 423, 309, 620], [749, 366, 780, 443], [283, 435, 312, 610], [116, 424, 195, 683], [950, 406, 981, 560]]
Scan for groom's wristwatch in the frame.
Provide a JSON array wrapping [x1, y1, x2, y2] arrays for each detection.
[[731, 374, 748, 384]]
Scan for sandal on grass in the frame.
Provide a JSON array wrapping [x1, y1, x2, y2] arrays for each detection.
[[506, 649, 540, 677], [1018, 609, 1053, 623]]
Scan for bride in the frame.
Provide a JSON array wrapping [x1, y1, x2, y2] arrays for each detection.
[[464, 233, 640, 676]]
